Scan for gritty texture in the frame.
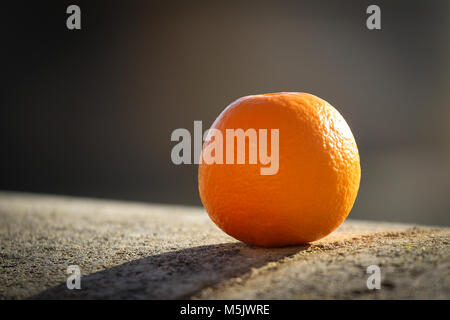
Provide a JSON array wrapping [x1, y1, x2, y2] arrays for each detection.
[[0, 191, 448, 300]]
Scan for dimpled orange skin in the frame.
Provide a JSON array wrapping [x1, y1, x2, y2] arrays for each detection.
[[198, 92, 361, 247]]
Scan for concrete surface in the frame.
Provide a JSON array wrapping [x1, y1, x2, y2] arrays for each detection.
[[0, 191, 448, 300]]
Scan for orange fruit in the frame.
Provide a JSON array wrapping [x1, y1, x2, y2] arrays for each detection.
[[198, 92, 361, 247]]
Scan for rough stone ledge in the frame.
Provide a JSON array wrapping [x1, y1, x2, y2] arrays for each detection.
[[0, 191, 448, 299]]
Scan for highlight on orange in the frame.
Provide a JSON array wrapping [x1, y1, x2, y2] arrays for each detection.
[[198, 92, 361, 247]]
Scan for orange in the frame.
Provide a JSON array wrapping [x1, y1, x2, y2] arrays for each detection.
[[198, 92, 361, 247]]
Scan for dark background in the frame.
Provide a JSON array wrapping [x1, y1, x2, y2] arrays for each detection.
[[1, 0, 449, 225]]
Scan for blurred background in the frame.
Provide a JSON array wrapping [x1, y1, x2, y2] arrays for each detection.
[[1, 0, 449, 226]]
